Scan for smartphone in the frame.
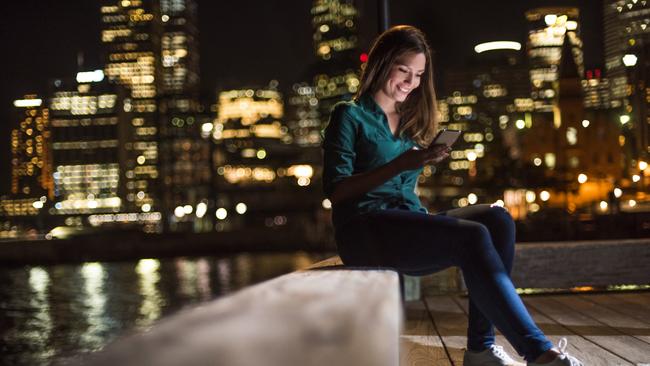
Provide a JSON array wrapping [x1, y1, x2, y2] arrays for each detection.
[[429, 128, 461, 148]]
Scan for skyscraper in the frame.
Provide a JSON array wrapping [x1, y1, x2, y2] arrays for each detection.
[[287, 82, 321, 147], [48, 71, 127, 218], [425, 43, 531, 211], [0, 96, 53, 218], [526, 7, 584, 113], [156, 0, 210, 231], [9, 96, 53, 200], [287, 0, 361, 150], [602, 0, 642, 105], [603, 0, 650, 182], [100, 0, 208, 230], [101, 0, 161, 216], [311, 0, 361, 122], [159, 0, 199, 97]]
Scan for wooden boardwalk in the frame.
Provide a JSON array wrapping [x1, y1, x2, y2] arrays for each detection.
[[401, 291, 650, 366]]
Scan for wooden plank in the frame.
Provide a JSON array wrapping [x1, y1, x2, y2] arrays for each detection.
[[424, 295, 471, 365], [585, 293, 650, 326], [308, 255, 343, 269], [610, 291, 650, 310], [525, 295, 647, 364], [453, 296, 524, 364], [423, 296, 467, 364], [400, 300, 452, 366], [523, 296, 633, 365], [79, 270, 402, 366], [557, 294, 650, 344]]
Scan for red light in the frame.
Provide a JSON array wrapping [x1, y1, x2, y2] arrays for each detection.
[[586, 70, 593, 79], [360, 53, 368, 63], [595, 69, 601, 78]]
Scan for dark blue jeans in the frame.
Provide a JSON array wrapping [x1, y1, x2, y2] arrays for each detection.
[[335, 204, 553, 361]]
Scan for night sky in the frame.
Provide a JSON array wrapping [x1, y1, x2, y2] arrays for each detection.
[[0, 0, 602, 194]]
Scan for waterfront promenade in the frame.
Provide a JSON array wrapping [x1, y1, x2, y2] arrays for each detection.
[[402, 291, 650, 365], [65, 239, 650, 366]]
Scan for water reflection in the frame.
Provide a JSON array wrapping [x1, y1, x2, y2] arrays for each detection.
[[135, 259, 162, 328], [28, 267, 54, 361], [0, 251, 329, 365], [196, 258, 211, 301], [79, 263, 108, 350], [216, 258, 231, 294]]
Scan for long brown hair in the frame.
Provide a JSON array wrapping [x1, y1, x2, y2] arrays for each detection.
[[356, 25, 438, 146]]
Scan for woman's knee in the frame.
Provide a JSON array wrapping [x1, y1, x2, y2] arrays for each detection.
[[482, 205, 515, 233], [464, 223, 493, 251]]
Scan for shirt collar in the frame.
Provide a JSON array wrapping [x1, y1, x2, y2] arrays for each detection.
[[357, 93, 385, 116]]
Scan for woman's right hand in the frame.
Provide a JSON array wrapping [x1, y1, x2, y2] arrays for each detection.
[[393, 144, 451, 171]]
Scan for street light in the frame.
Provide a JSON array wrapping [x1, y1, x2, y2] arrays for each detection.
[[620, 115, 631, 124], [578, 173, 588, 184], [623, 54, 638, 67]]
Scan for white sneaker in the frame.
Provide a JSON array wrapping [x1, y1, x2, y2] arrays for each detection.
[[528, 338, 583, 366], [463, 344, 525, 366]]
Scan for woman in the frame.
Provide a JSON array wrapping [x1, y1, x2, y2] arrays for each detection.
[[322, 25, 582, 366]]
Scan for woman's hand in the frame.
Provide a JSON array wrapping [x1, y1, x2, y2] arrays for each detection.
[[329, 144, 450, 206], [393, 144, 451, 171]]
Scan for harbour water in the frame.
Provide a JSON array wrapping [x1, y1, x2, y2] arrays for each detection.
[[0, 252, 330, 365]]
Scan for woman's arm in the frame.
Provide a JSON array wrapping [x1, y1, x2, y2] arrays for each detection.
[[329, 144, 450, 205]]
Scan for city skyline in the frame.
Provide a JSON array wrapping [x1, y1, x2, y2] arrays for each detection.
[[0, 0, 603, 194]]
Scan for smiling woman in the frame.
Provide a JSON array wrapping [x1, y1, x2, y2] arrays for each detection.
[[321, 25, 584, 366]]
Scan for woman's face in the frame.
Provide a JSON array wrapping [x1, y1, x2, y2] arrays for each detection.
[[380, 51, 426, 104]]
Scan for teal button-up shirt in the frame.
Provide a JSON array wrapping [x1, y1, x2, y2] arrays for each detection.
[[322, 93, 427, 229]]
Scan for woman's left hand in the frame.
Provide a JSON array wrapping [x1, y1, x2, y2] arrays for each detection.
[[393, 144, 450, 171], [422, 144, 451, 165]]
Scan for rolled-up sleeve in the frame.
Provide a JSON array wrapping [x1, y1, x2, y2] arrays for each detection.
[[322, 104, 358, 197], [402, 168, 428, 213]]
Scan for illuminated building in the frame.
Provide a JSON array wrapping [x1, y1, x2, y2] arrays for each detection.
[[211, 84, 317, 232], [312, 0, 361, 122], [425, 43, 530, 209], [287, 82, 321, 147], [100, 0, 208, 231], [603, 0, 648, 105], [312, 0, 358, 61], [156, 0, 210, 231], [101, 0, 161, 219], [48, 71, 127, 218], [603, 0, 650, 181], [525, 7, 584, 113], [520, 44, 622, 214], [1, 95, 53, 237], [159, 0, 199, 96], [418, 93, 480, 208], [287, 0, 361, 149], [10, 96, 53, 199], [285, 0, 362, 237], [582, 69, 612, 110]]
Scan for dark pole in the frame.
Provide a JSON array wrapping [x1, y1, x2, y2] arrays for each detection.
[[378, 0, 390, 33]]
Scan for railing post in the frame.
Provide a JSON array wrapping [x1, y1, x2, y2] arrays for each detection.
[[378, 0, 390, 33]]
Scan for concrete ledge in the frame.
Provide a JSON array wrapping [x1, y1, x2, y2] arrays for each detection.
[[420, 238, 650, 295], [308, 256, 422, 301], [511, 238, 650, 289], [72, 269, 402, 366]]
